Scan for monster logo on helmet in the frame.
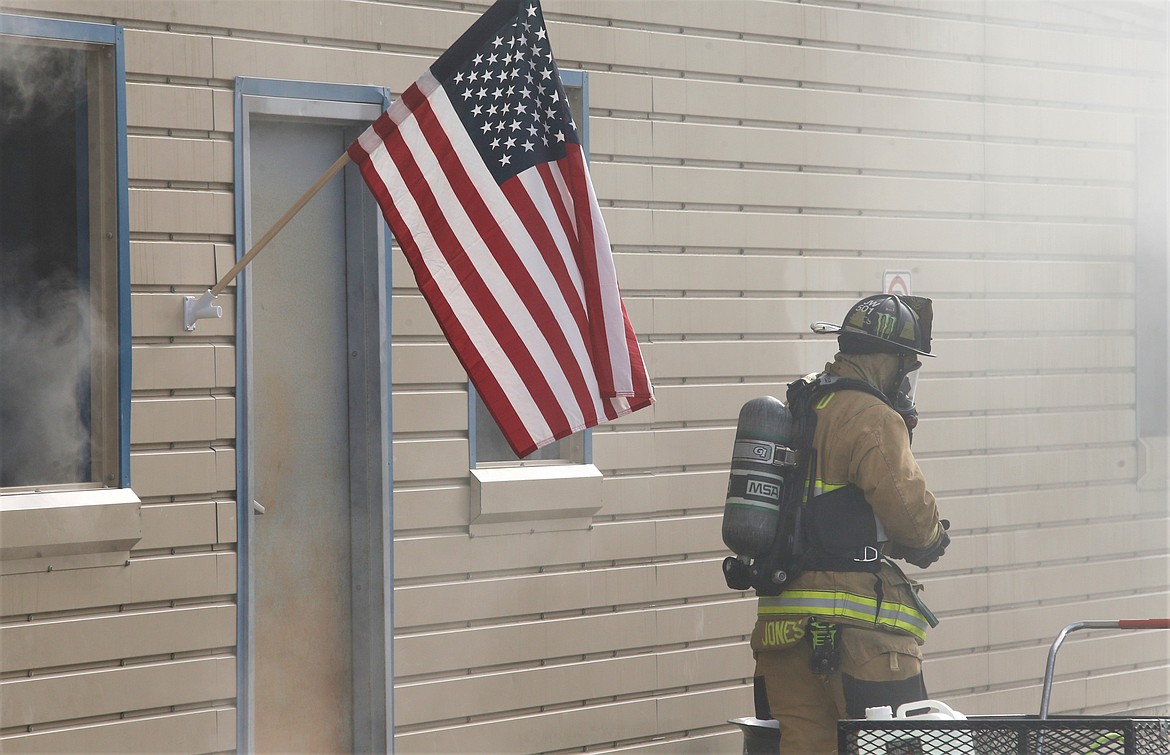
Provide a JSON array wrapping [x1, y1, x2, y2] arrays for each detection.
[[813, 294, 934, 358], [874, 312, 896, 340]]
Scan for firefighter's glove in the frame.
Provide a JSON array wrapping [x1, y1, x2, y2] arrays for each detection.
[[898, 520, 950, 569]]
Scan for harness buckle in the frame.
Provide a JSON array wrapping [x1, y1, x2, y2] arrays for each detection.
[[853, 546, 880, 563]]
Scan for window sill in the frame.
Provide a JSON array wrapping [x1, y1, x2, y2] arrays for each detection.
[[470, 464, 602, 536], [0, 488, 142, 575]]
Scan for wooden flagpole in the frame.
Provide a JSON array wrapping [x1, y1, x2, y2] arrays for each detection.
[[210, 151, 352, 296]]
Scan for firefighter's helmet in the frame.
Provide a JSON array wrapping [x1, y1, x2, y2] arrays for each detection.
[[811, 294, 934, 357]]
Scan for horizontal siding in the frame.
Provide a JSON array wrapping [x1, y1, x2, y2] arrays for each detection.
[[135, 501, 236, 550], [2, 708, 236, 755], [129, 447, 236, 499], [1, 544, 235, 745], [2, 0, 1164, 753], [594, 163, 1135, 218], [125, 82, 217, 132], [592, 69, 1142, 145], [614, 254, 1135, 298], [604, 209, 1134, 257], [395, 560, 730, 628], [2, 656, 235, 729], [394, 646, 756, 727], [5, 5, 240, 723], [130, 241, 234, 289], [403, 293, 1136, 339], [1, 553, 236, 617], [546, 0, 1164, 70], [640, 336, 1134, 381], [129, 187, 234, 236], [127, 135, 233, 185], [395, 516, 726, 581], [621, 372, 1137, 427], [592, 119, 1137, 181], [547, 19, 1161, 107], [130, 396, 235, 446], [394, 599, 755, 677], [392, 686, 753, 755], [0, 605, 235, 672], [387, 0, 1167, 749]]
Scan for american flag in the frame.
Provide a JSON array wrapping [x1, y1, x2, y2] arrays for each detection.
[[347, 0, 654, 458]]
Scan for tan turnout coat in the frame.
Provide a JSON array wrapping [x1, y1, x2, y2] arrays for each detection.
[[754, 352, 943, 643]]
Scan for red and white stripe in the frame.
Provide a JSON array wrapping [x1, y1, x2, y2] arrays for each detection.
[[349, 71, 653, 457]]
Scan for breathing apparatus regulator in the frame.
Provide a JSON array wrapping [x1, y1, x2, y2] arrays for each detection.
[[721, 294, 936, 593]]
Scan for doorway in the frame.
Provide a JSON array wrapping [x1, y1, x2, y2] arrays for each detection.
[[236, 81, 392, 753]]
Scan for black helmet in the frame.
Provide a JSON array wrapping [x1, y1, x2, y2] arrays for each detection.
[[811, 294, 934, 357]]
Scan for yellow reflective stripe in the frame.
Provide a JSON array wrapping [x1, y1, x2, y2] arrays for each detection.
[[758, 590, 929, 642], [803, 479, 848, 501], [877, 602, 931, 642], [815, 393, 835, 410]]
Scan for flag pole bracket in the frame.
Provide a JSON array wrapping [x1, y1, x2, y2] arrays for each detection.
[[183, 289, 223, 331]]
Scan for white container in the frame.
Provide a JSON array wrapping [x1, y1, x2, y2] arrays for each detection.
[[897, 699, 967, 721], [852, 699, 974, 755]]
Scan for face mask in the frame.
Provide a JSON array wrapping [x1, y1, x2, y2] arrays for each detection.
[[891, 356, 922, 440], [893, 354, 922, 397]]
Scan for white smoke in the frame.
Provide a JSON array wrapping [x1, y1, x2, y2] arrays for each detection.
[[0, 38, 85, 126], [0, 39, 91, 488], [0, 248, 91, 488]]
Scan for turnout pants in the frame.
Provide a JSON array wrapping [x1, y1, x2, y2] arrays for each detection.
[[751, 618, 927, 755]]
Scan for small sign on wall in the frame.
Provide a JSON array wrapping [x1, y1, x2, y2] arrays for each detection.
[[884, 270, 912, 296]]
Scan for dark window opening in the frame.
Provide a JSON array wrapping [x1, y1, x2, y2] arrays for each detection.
[[0, 35, 119, 489]]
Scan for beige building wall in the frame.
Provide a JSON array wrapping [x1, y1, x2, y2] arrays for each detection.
[[1, 1, 1166, 753]]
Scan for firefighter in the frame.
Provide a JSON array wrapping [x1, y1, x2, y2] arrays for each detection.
[[751, 294, 950, 754]]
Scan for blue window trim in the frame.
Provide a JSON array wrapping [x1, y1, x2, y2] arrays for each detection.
[[561, 69, 590, 160], [468, 68, 594, 466], [0, 14, 131, 488], [235, 76, 390, 108]]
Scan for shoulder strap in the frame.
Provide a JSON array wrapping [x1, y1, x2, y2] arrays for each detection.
[[780, 373, 889, 575], [814, 375, 892, 408]]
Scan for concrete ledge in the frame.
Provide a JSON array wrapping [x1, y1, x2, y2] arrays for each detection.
[[0, 488, 142, 574], [470, 464, 602, 537]]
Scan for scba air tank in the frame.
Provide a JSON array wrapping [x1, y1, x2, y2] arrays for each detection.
[[722, 396, 797, 560]]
